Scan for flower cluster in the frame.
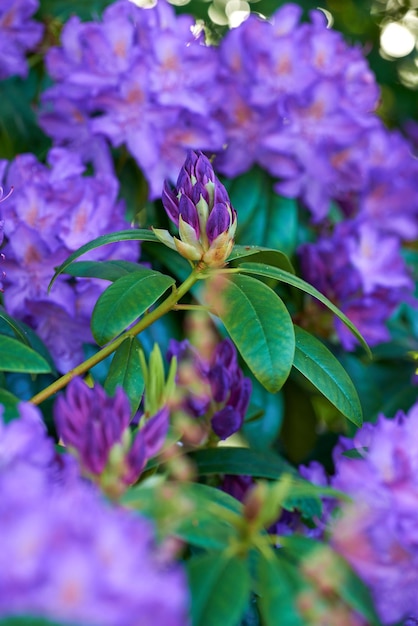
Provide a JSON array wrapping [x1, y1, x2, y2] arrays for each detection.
[[39, 0, 223, 198], [154, 150, 237, 267], [329, 402, 418, 625], [0, 0, 43, 80], [35, 1, 418, 351], [0, 148, 138, 371], [54, 377, 169, 497], [0, 402, 189, 626], [299, 220, 415, 349], [168, 337, 251, 441]]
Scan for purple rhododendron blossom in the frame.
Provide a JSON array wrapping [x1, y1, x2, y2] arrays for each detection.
[[168, 337, 251, 441], [0, 403, 189, 626], [0, 148, 139, 371], [330, 402, 418, 625], [0, 0, 43, 80], [298, 220, 415, 349], [54, 378, 169, 496], [39, 0, 224, 198]]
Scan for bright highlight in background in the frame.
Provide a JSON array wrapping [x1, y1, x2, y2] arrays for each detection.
[[380, 21, 416, 58]]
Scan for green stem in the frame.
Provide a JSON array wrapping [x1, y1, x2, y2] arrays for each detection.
[[30, 268, 201, 406]]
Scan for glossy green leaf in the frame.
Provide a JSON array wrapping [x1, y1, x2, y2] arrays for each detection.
[[228, 245, 295, 274], [38, 0, 113, 20], [49, 229, 160, 291], [188, 447, 297, 480], [293, 326, 363, 427], [187, 552, 251, 626], [281, 379, 318, 464], [256, 554, 303, 626], [207, 274, 295, 393], [104, 337, 144, 414], [64, 260, 144, 282], [91, 269, 175, 345], [238, 263, 372, 358], [0, 335, 52, 373], [0, 312, 56, 375]]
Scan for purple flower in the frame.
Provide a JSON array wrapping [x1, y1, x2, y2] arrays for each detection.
[[168, 337, 251, 441], [0, 403, 188, 626], [54, 378, 169, 496], [298, 220, 415, 349], [39, 0, 224, 199], [154, 150, 237, 267], [0, 148, 139, 371], [0, 0, 43, 80], [330, 402, 418, 624]]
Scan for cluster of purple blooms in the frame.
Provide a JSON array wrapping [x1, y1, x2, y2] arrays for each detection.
[[54, 377, 170, 498], [168, 337, 251, 441], [327, 401, 418, 625], [0, 148, 138, 371], [0, 0, 43, 80], [0, 397, 188, 626], [0, 0, 413, 357]]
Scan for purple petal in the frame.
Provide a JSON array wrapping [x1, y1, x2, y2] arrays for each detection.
[[141, 407, 170, 459], [162, 180, 179, 226], [206, 203, 230, 244], [211, 406, 242, 440], [178, 195, 200, 235]]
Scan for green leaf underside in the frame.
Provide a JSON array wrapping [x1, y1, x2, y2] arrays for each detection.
[[91, 269, 175, 345], [104, 337, 145, 414], [238, 263, 372, 358], [0, 335, 52, 373], [187, 552, 250, 626], [293, 326, 363, 427], [49, 229, 160, 291], [228, 245, 295, 274], [208, 274, 295, 393], [64, 260, 145, 282]]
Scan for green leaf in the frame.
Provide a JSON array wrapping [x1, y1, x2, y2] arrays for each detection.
[[104, 337, 144, 414], [293, 326, 363, 427], [228, 245, 295, 274], [0, 335, 52, 373], [279, 537, 382, 626], [38, 0, 113, 20], [187, 552, 251, 626], [0, 388, 20, 421], [91, 269, 175, 345], [48, 229, 160, 291], [64, 260, 144, 282], [207, 274, 295, 393], [238, 263, 372, 358], [189, 447, 297, 480], [256, 554, 303, 626], [123, 481, 241, 549], [223, 167, 299, 256]]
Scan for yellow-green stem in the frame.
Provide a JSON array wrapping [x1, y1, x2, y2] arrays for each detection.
[[30, 268, 201, 406]]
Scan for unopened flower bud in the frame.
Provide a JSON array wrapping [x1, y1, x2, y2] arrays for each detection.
[[153, 150, 237, 268]]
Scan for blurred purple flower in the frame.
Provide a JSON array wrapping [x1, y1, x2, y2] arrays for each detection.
[[0, 0, 43, 80], [54, 378, 169, 496], [298, 220, 415, 349], [168, 337, 251, 441], [0, 403, 189, 626], [39, 0, 224, 198], [0, 148, 139, 371], [330, 402, 418, 625]]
